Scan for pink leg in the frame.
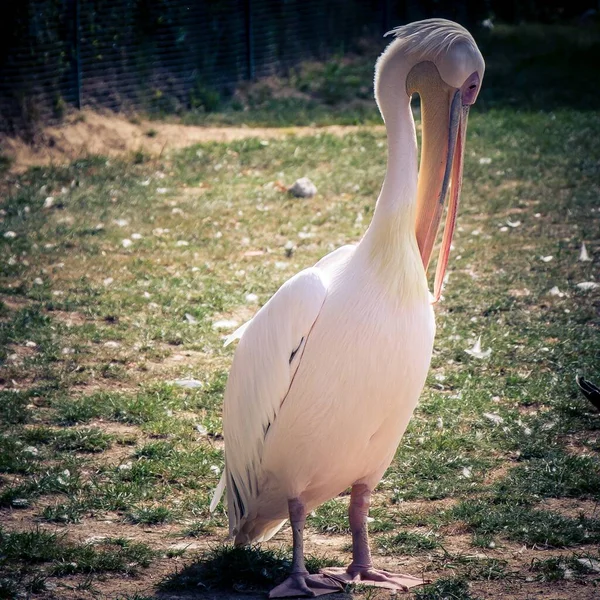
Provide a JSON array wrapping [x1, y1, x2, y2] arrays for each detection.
[[321, 484, 425, 591], [269, 498, 343, 598]]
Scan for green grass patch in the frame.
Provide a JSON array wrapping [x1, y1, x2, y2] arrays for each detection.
[[452, 500, 600, 548], [378, 531, 440, 555]]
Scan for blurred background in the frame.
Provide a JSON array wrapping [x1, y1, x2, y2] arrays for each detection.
[[1, 0, 599, 138]]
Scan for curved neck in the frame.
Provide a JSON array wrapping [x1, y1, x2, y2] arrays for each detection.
[[361, 97, 419, 257]]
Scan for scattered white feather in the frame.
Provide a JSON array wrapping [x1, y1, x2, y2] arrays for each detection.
[[104, 341, 120, 348], [483, 412, 504, 425], [548, 286, 565, 297], [275, 261, 288, 270], [172, 378, 203, 389], [25, 341, 37, 348], [540, 255, 553, 262], [103, 277, 114, 286], [157, 188, 168, 194], [576, 281, 599, 291], [506, 219, 521, 228], [184, 313, 198, 324], [196, 424, 208, 435], [465, 336, 492, 359], [4, 231, 16, 239], [43, 196, 54, 208], [33, 277, 43, 286], [131, 233, 143, 240], [576, 558, 600, 573], [212, 319, 239, 331], [176, 240, 189, 247], [461, 466, 472, 478], [122, 239, 133, 248], [579, 242, 591, 262], [245, 293, 258, 303], [478, 157, 492, 165], [499, 226, 508, 232], [114, 219, 129, 227]]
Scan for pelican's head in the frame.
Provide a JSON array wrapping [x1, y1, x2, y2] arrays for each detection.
[[376, 19, 484, 302]]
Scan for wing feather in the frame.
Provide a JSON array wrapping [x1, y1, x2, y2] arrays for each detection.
[[222, 267, 330, 538]]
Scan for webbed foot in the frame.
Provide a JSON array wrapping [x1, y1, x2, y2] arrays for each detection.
[[321, 566, 425, 591], [269, 572, 344, 598]]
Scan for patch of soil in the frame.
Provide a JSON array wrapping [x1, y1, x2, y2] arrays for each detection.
[[0, 110, 384, 173]]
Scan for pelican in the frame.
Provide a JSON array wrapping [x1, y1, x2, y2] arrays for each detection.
[[211, 19, 484, 597]]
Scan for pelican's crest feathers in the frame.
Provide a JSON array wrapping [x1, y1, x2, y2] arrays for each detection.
[[383, 18, 478, 59]]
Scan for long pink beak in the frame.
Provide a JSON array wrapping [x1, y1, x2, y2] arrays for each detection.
[[415, 88, 470, 303]]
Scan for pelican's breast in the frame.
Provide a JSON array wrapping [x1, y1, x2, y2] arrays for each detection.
[[259, 262, 435, 512]]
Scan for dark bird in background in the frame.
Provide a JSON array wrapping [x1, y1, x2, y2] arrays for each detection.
[[576, 375, 600, 411]]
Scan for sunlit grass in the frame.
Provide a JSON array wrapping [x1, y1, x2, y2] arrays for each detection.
[[1, 23, 599, 600]]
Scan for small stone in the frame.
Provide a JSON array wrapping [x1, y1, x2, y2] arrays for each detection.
[[196, 424, 208, 435], [104, 341, 120, 348], [245, 293, 258, 303], [33, 277, 43, 285], [131, 233, 143, 240], [478, 157, 492, 165], [103, 277, 114, 286], [122, 238, 133, 248], [25, 341, 37, 348], [284, 240, 295, 257], [43, 196, 55, 208], [176, 240, 189, 247], [114, 219, 129, 227], [289, 177, 317, 198], [4, 231, 17, 239]]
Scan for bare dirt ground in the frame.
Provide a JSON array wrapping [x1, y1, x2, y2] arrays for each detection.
[[0, 110, 383, 173]]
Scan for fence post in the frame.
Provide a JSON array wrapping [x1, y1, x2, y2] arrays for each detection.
[[73, 0, 82, 109], [245, 0, 254, 80]]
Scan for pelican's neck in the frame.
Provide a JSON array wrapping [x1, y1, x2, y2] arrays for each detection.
[[360, 98, 420, 268], [374, 100, 418, 229]]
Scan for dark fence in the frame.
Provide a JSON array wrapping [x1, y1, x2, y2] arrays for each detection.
[[0, 0, 595, 135]]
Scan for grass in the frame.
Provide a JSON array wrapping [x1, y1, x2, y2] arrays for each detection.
[[0, 21, 599, 600]]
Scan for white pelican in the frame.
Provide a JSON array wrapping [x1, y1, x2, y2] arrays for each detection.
[[211, 19, 484, 597]]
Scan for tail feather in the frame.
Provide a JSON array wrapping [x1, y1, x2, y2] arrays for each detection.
[[210, 471, 226, 513]]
